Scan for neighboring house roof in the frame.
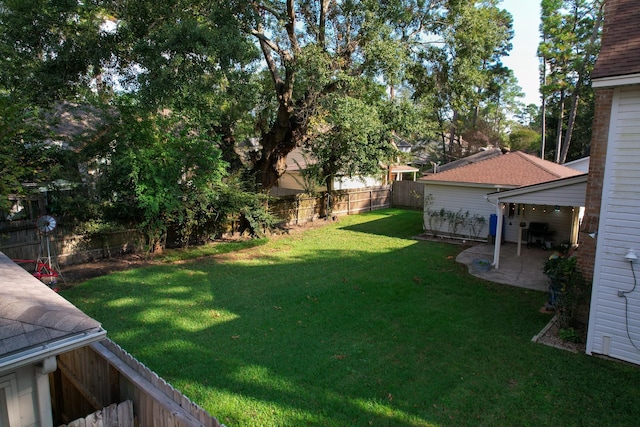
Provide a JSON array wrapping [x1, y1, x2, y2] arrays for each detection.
[[285, 147, 316, 172], [391, 164, 420, 173], [419, 151, 583, 187], [591, 0, 640, 80], [392, 135, 412, 153], [430, 147, 505, 174], [564, 156, 590, 173], [0, 252, 106, 371]]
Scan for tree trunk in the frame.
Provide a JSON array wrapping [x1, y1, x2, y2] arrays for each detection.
[[559, 79, 581, 164], [213, 124, 244, 172], [252, 113, 306, 190], [555, 89, 565, 164], [323, 164, 334, 219], [448, 110, 458, 161], [541, 94, 546, 159]]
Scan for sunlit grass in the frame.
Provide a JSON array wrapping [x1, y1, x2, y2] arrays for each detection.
[[63, 209, 640, 427]]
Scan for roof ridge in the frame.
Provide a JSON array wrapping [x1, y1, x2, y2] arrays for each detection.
[[514, 151, 565, 178]]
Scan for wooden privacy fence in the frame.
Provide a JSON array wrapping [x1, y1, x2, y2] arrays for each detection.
[[53, 339, 225, 427], [270, 186, 392, 225], [0, 220, 139, 265], [391, 180, 425, 209]]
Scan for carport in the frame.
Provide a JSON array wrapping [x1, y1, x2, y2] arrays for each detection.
[[485, 174, 588, 269]]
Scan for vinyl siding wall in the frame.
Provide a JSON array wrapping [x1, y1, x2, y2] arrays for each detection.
[[423, 184, 496, 241], [588, 86, 640, 365]]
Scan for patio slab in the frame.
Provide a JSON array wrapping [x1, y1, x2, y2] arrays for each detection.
[[456, 242, 552, 292]]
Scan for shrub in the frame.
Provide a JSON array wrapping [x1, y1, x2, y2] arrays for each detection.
[[543, 255, 587, 328]]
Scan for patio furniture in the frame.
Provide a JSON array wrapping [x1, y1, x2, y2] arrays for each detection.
[[526, 222, 554, 249]]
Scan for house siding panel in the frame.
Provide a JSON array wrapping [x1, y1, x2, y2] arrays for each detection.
[[423, 184, 495, 240], [588, 86, 640, 365], [497, 182, 586, 206]]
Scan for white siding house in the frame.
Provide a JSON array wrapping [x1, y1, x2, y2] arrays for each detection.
[[423, 183, 496, 241], [421, 151, 585, 247], [587, 86, 640, 364]]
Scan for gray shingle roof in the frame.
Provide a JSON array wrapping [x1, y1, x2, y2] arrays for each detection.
[[0, 252, 103, 361]]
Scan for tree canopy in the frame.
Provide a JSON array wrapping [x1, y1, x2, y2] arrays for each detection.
[[538, 0, 604, 163], [1, 0, 538, 248]]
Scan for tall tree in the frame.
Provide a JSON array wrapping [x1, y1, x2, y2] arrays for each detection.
[[539, 0, 604, 163], [408, 0, 514, 161], [230, 0, 448, 189], [0, 0, 114, 104], [110, 0, 260, 170]]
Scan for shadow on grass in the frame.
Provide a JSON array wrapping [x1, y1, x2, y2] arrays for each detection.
[[338, 208, 425, 239]]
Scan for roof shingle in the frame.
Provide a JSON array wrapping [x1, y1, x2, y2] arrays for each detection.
[[0, 252, 103, 360]]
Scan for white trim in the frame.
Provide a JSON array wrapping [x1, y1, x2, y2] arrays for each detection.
[[592, 73, 640, 88], [36, 363, 54, 427], [0, 330, 107, 373], [486, 174, 588, 203], [586, 87, 621, 355]]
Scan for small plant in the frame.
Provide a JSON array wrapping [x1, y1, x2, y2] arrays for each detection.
[[559, 327, 582, 343], [446, 209, 469, 237], [425, 207, 447, 237], [467, 214, 487, 240]]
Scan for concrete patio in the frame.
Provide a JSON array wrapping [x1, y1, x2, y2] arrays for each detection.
[[456, 242, 552, 292]]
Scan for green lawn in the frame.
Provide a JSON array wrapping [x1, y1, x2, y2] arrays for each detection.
[[62, 209, 640, 427]]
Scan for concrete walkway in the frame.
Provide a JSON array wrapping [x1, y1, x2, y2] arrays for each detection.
[[456, 242, 552, 292]]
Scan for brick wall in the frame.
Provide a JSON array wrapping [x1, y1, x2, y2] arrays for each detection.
[[577, 87, 614, 283]]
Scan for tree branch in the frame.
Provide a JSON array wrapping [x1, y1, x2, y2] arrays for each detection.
[[318, 0, 330, 47], [285, 0, 300, 55]]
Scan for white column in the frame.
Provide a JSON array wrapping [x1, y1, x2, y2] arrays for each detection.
[[492, 203, 504, 270], [35, 356, 57, 427]]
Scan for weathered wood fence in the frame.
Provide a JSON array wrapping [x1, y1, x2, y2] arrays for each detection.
[[53, 339, 225, 427], [59, 400, 133, 427], [0, 219, 140, 265], [270, 186, 392, 225], [391, 180, 424, 209]]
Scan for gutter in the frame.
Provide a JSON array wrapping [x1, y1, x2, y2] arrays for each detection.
[[0, 328, 107, 373]]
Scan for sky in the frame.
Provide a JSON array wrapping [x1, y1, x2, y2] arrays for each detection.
[[500, 0, 542, 106]]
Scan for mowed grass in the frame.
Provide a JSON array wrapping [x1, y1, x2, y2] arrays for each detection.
[[62, 209, 640, 427]]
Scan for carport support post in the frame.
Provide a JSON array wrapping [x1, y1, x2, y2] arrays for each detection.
[[517, 227, 523, 256], [492, 203, 505, 270]]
